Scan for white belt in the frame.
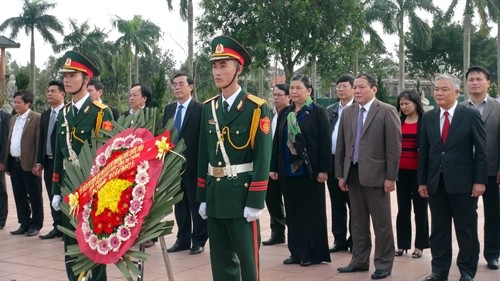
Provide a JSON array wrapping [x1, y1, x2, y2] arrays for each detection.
[[207, 162, 253, 179]]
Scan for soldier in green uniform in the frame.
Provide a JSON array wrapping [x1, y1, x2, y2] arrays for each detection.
[[197, 36, 273, 281], [51, 50, 113, 281]]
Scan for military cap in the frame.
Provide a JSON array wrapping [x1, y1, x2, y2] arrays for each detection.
[[210, 36, 252, 67], [59, 50, 100, 77]]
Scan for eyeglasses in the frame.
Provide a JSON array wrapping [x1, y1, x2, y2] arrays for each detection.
[[336, 84, 351, 89], [171, 82, 187, 88]]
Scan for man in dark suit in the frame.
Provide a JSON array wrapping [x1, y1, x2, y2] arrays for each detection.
[[335, 73, 401, 280], [4, 90, 43, 237], [326, 74, 354, 253], [0, 108, 12, 230], [163, 72, 207, 254], [418, 73, 488, 281], [462, 66, 500, 271], [34, 80, 65, 239], [262, 82, 289, 246], [123, 83, 151, 117], [51, 50, 113, 281], [88, 79, 120, 120]]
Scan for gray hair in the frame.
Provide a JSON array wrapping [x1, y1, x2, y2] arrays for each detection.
[[435, 73, 461, 90]]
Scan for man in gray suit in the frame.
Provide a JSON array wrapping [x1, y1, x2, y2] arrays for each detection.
[[463, 66, 500, 270], [326, 74, 355, 252], [335, 73, 401, 280]]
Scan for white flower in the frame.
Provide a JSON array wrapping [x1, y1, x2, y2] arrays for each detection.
[[130, 138, 144, 147], [117, 226, 131, 241], [108, 234, 122, 252], [89, 234, 98, 250], [137, 161, 149, 173], [135, 171, 150, 185], [105, 145, 113, 158], [124, 214, 138, 228], [129, 199, 143, 214], [83, 230, 92, 242], [90, 165, 99, 176], [132, 185, 146, 199], [97, 238, 110, 255], [112, 137, 126, 150], [81, 220, 91, 232], [124, 135, 135, 148], [96, 153, 107, 167]]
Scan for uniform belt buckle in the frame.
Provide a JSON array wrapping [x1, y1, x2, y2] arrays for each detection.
[[212, 167, 225, 178]]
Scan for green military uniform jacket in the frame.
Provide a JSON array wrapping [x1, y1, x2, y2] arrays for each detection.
[[197, 89, 272, 218], [51, 96, 113, 195]]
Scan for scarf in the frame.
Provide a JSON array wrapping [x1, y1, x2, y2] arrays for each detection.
[[286, 96, 313, 172]]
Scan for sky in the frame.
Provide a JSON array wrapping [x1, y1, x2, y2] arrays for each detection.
[[0, 0, 492, 71]]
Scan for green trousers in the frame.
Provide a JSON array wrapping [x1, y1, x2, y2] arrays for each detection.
[[208, 217, 261, 281]]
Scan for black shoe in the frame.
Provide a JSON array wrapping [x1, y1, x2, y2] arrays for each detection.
[[283, 257, 299, 265], [329, 243, 349, 252], [39, 229, 63, 239], [262, 233, 285, 246], [458, 273, 473, 281], [167, 242, 190, 253], [26, 229, 39, 236], [423, 273, 448, 281], [189, 245, 204, 255], [337, 264, 369, 273], [10, 227, 28, 235], [487, 259, 499, 270], [371, 269, 390, 279]]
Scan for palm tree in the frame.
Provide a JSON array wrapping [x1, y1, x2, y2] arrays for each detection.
[[0, 0, 63, 96], [166, 0, 194, 75], [445, 0, 498, 99], [113, 15, 161, 89], [53, 19, 109, 72], [370, 0, 439, 93]]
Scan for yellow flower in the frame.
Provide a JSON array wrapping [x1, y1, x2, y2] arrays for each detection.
[[68, 192, 79, 216], [96, 179, 133, 216]]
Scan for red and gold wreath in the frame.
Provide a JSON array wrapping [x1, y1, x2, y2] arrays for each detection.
[[64, 128, 175, 264]]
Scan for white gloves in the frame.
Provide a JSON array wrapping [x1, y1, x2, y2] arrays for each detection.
[[198, 202, 208, 220], [243, 207, 262, 222], [52, 195, 62, 211]]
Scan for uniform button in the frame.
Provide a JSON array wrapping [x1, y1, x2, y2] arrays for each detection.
[[216, 178, 221, 182], [209, 130, 212, 133], [236, 131, 239, 134], [441, 152, 445, 154], [81, 130, 84, 133], [244, 183, 249, 187], [218, 162, 222, 166]]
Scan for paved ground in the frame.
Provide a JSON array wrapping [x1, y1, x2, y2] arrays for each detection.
[[0, 176, 498, 281]]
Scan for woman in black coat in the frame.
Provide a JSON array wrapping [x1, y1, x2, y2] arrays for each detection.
[[270, 74, 331, 266]]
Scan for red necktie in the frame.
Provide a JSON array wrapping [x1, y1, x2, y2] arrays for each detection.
[[442, 111, 450, 144]]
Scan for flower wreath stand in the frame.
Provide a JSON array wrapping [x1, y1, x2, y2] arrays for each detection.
[[58, 108, 185, 281]]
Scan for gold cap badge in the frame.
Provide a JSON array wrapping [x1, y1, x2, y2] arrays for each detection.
[[64, 58, 72, 66], [215, 44, 224, 54]]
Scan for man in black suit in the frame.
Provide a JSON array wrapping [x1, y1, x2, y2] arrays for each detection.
[[123, 83, 151, 117], [326, 74, 354, 252], [34, 80, 65, 239], [462, 66, 500, 270], [0, 108, 12, 230], [418, 73, 488, 281], [163, 73, 207, 255], [88, 79, 120, 120]]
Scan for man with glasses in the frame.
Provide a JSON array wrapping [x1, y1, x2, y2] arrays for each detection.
[[262, 83, 290, 246], [326, 74, 355, 253], [161, 73, 207, 254]]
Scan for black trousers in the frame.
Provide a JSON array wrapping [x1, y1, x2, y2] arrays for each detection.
[[9, 159, 43, 230], [482, 176, 500, 261], [428, 175, 480, 278], [174, 176, 208, 247], [264, 177, 286, 235], [43, 157, 62, 231], [282, 176, 330, 263], [0, 171, 7, 227], [327, 155, 351, 246], [395, 169, 429, 250]]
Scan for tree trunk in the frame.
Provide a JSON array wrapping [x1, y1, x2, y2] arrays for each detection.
[[134, 51, 139, 84], [352, 49, 359, 76], [398, 21, 405, 94], [30, 28, 36, 97], [311, 59, 317, 100], [497, 16, 499, 94], [258, 68, 264, 98], [463, 12, 471, 100], [187, 0, 194, 76], [128, 60, 132, 90]]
